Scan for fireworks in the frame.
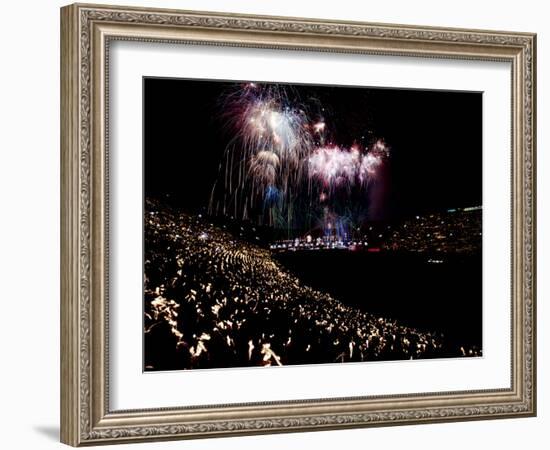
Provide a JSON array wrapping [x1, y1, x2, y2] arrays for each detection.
[[249, 150, 280, 189], [313, 121, 326, 133], [209, 84, 313, 228], [209, 82, 390, 235], [308, 145, 361, 188], [243, 100, 309, 157], [307, 140, 389, 189]]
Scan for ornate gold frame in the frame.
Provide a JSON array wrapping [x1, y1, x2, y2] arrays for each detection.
[[60, 3, 536, 446]]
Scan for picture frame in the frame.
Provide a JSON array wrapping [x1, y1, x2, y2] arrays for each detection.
[[60, 2, 536, 446]]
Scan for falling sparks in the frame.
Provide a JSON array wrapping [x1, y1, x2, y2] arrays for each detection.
[[313, 121, 326, 133], [308, 145, 361, 188], [208, 82, 390, 233], [307, 141, 389, 188]]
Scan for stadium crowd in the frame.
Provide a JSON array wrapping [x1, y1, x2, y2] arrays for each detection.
[[382, 208, 482, 254], [144, 200, 480, 371]]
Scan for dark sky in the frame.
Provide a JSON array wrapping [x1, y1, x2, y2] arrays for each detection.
[[144, 77, 482, 221]]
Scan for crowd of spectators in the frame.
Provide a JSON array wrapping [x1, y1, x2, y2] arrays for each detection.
[[382, 208, 482, 254], [144, 200, 480, 371]]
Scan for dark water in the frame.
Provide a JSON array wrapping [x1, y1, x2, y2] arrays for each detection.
[[274, 250, 482, 350]]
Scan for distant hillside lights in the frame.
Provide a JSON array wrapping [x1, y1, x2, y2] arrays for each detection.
[[383, 206, 482, 254]]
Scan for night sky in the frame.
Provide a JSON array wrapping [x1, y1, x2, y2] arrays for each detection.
[[144, 77, 482, 223]]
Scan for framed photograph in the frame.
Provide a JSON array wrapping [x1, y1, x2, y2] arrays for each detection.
[[60, 3, 536, 446]]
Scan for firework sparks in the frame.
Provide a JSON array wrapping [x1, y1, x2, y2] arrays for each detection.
[[308, 141, 389, 189], [210, 84, 313, 228], [209, 82, 391, 235], [308, 145, 360, 188], [313, 121, 326, 133]]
